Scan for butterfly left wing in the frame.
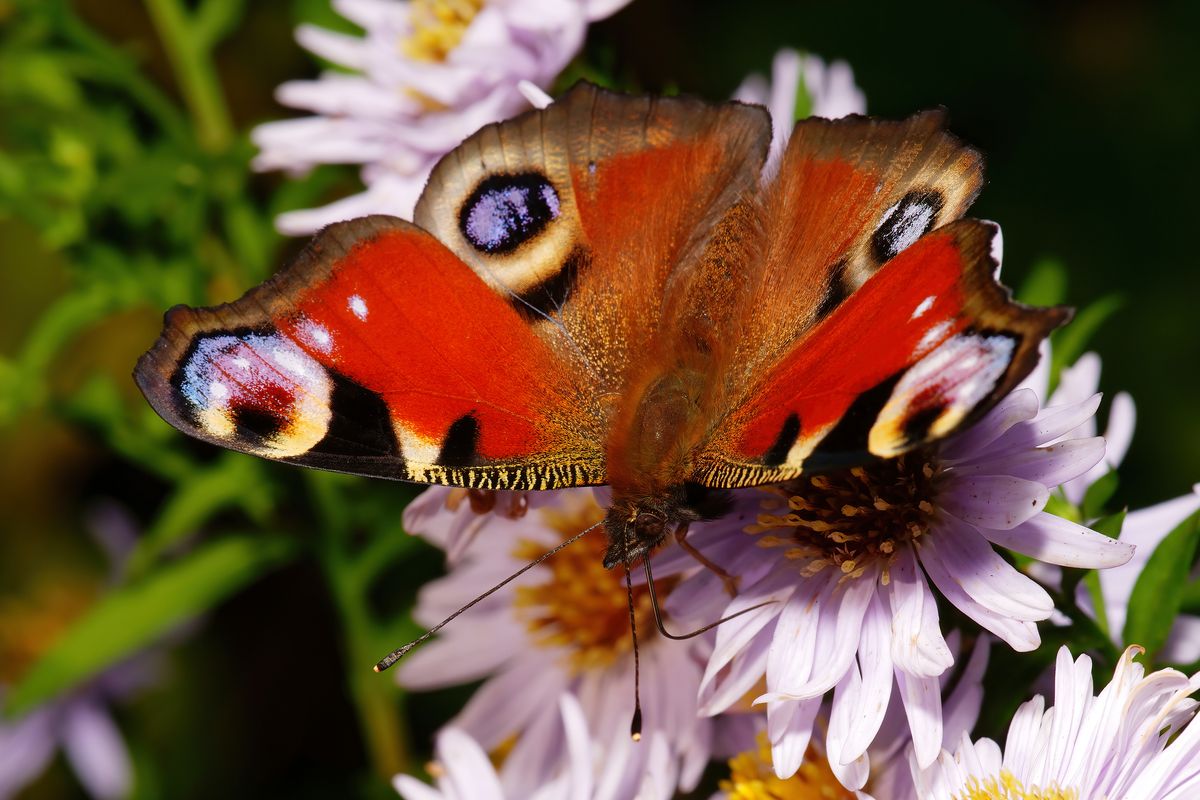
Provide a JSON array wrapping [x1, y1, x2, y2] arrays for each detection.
[[135, 216, 608, 489], [690, 115, 1067, 487]]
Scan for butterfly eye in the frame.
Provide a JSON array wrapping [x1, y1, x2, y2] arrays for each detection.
[[871, 190, 945, 263], [459, 172, 561, 254], [174, 330, 333, 458]]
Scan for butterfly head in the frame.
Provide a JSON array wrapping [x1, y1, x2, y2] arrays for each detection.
[[601, 485, 732, 569]]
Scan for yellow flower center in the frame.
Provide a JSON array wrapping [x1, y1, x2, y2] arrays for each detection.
[[720, 732, 855, 800], [0, 575, 98, 684], [401, 0, 485, 62], [512, 496, 673, 672], [953, 772, 1078, 800], [748, 452, 939, 583]]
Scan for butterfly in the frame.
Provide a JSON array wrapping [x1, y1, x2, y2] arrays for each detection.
[[136, 82, 1066, 613]]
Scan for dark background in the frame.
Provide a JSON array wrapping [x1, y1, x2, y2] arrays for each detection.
[[3, 1, 1197, 797]]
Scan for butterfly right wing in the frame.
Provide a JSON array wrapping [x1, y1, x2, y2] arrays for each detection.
[[690, 113, 1066, 487]]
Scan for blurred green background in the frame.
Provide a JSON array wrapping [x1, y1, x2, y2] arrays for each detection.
[[1, 0, 1197, 797]]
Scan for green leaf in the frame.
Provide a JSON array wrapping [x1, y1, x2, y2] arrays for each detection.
[[1018, 257, 1068, 307], [1082, 470, 1119, 520], [1090, 508, 1126, 540], [5, 534, 298, 716], [1124, 508, 1200, 660], [1050, 294, 1122, 388]]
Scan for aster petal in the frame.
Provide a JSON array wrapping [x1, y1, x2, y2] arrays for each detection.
[[942, 637, 990, 747], [897, 668, 943, 769], [768, 696, 822, 779], [439, 727, 506, 800], [953, 437, 1106, 489], [887, 547, 953, 677], [827, 665, 871, 790], [764, 49, 802, 168], [294, 24, 372, 70], [392, 774, 446, 800], [980, 511, 1134, 568], [701, 568, 795, 702], [396, 621, 523, 689], [925, 517, 1053, 621], [698, 621, 772, 716], [61, 700, 133, 800], [455, 650, 568, 748], [1105, 391, 1136, 468], [939, 388, 1039, 462], [1016, 340, 1052, 401], [0, 707, 58, 799], [1049, 352, 1101, 410], [939, 474, 1049, 530], [984, 394, 1103, 460], [918, 536, 1041, 650], [837, 591, 894, 762], [773, 567, 876, 698], [763, 575, 831, 696]]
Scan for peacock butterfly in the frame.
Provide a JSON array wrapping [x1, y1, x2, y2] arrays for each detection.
[[135, 82, 1067, 653]]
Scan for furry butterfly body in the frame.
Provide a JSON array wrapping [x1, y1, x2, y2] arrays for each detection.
[[136, 83, 1067, 569]]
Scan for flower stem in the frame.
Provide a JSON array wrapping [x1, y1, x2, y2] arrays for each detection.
[[143, 0, 234, 151], [307, 474, 410, 781]]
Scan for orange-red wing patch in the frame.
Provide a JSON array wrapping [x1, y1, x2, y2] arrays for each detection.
[[135, 217, 605, 489], [696, 220, 1066, 487]]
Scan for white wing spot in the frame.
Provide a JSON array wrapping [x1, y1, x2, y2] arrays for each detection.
[[232, 357, 251, 370], [209, 381, 229, 400], [911, 295, 936, 320], [349, 294, 368, 321]]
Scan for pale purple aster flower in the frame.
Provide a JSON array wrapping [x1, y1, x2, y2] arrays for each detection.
[[0, 505, 156, 800], [734, 49, 867, 173], [1093, 485, 1200, 662], [253, 0, 631, 234], [1020, 349, 1136, 504], [654, 383, 1134, 788], [393, 694, 595, 800], [713, 634, 991, 800], [397, 486, 713, 800], [912, 645, 1200, 799]]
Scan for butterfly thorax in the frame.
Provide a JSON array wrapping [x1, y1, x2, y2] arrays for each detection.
[[601, 367, 728, 569]]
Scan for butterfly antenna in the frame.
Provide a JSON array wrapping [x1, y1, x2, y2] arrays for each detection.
[[373, 519, 604, 673], [624, 560, 643, 742], [642, 553, 778, 640]]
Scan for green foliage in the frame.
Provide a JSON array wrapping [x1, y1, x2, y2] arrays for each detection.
[[6, 533, 299, 716], [1124, 508, 1200, 661]]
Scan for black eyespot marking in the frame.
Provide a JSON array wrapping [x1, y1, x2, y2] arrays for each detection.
[[315, 373, 400, 457], [809, 374, 903, 470], [460, 173, 561, 254], [813, 260, 849, 323], [871, 190, 945, 263], [439, 412, 481, 467], [764, 412, 802, 467], [231, 405, 286, 442], [512, 247, 588, 320], [903, 404, 947, 448]]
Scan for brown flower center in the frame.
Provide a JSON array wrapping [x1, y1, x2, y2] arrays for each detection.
[[748, 452, 939, 583], [512, 496, 673, 672]]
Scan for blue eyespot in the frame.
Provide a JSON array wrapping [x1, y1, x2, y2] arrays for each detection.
[[459, 173, 561, 254]]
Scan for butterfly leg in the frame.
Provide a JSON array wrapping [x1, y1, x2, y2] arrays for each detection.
[[674, 524, 739, 597]]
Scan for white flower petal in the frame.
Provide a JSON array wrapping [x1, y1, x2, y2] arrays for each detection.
[[837, 591, 895, 761], [939, 474, 1049, 530], [924, 518, 1053, 621], [918, 537, 1041, 650], [940, 388, 1039, 462], [438, 727, 506, 800], [980, 511, 1134, 569], [887, 547, 953, 678], [897, 668, 943, 769], [954, 437, 1105, 489], [61, 701, 133, 800]]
